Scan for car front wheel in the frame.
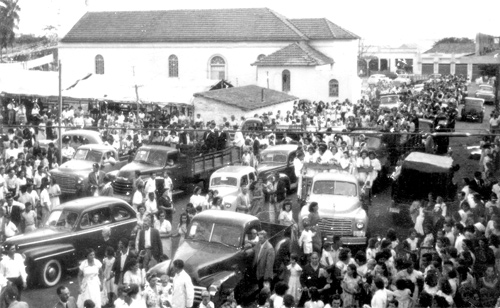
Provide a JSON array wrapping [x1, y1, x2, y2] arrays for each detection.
[[38, 259, 62, 287]]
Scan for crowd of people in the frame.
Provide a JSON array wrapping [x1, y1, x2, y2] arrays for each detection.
[[0, 73, 500, 308]]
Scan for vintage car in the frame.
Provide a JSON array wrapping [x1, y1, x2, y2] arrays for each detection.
[[241, 118, 266, 132], [209, 166, 258, 211], [376, 94, 401, 111], [393, 74, 412, 86], [38, 129, 104, 150], [298, 164, 369, 246], [461, 97, 485, 122], [367, 74, 390, 85], [390, 152, 457, 225], [148, 210, 296, 306], [4, 197, 137, 287], [475, 84, 495, 104], [49, 144, 129, 198], [426, 73, 442, 83], [111, 145, 241, 201], [258, 144, 299, 189]]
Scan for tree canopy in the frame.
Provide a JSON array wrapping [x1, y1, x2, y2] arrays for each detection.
[[433, 37, 474, 47], [0, 0, 21, 58]]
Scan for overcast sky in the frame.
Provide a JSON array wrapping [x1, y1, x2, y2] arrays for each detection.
[[17, 0, 500, 51]]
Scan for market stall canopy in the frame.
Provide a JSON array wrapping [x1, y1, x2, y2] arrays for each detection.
[[0, 69, 60, 97], [62, 74, 221, 106]]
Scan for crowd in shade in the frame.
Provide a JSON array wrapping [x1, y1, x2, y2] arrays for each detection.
[[1, 74, 500, 308]]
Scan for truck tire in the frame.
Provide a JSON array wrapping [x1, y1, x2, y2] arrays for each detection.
[[38, 259, 62, 287]]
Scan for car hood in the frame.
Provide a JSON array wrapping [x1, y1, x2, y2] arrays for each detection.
[[54, 160, 94, 173], [210, 186, 239, 198], [174, 239, 238, 282], [301, 195, 362, 217], [476, 90, 493, 95], [6, 227, 66, 248], [117, 162, 162, 180], [257, 163, 283, 174]]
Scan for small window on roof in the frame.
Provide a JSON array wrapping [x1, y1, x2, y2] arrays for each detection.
[[257, 54, 266, 61]]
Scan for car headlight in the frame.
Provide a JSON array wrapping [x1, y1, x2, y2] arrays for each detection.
[[77, 176, 84, 184], [208, 285, 218, 296], [224, 202, 232, 208], [356, 221, 365, 230]]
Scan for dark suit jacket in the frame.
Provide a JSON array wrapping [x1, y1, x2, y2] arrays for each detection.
[[253, 240, 275, 281], [54, 297, 77, 308], [179, 132, 190, 145], [138, 228, 163, 261], [4, 205, 22, 227], [88, 170, 106, 188], [112, 251, 133, 285], [203, 130, 218, 151], [300, 263, 326, 289], [276, 179, 287, 202]]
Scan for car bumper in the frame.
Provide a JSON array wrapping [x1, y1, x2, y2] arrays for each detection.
[[338, 236, 367, 246]]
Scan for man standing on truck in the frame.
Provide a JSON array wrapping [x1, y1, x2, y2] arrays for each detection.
[[253, 230, 275, 290], [88, 163, 105, 196]]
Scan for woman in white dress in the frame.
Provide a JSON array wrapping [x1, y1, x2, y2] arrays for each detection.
[[123, 258, 146, 291], [355, 150, 371, 184], [48, 176, 61, 208], [39, 180, 52, 224], [154, 210, 172, 259], [189, 187, 205, 209], [77, 248, 103, 308]]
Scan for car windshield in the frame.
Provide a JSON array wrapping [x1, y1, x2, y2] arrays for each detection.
[[187, 220, 242, 247], [134, 149, 166, 166], [261, 152, 287, 163], [312, 180, 357, 197], [44, 209, 79, 230], [73, 149, 102, 162], [380, 96, 399, 105], [211, 176, 238, 186]]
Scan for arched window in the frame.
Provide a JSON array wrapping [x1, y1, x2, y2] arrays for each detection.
[[168, 55, 178, 77], [210, 56, 226, 80], [282, 70, 291, 92], [95, 55, 104, 75], [257, 54, 266, 61], [329, 79, 339, 97]]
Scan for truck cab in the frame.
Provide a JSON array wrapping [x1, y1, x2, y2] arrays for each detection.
[[209, 166, 257, 211], [148, 211, 296, 306], [298, 164, 368, 246], [49, 144, 127, 198]]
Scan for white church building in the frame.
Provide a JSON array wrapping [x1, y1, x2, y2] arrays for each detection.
[[59, 8, 361, 103]]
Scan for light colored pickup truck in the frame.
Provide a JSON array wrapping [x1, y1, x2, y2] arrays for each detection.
[[298, 163, 368, 246], [49, 144, 128, 198]]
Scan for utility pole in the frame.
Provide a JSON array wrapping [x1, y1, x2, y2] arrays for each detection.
[[58, 60, 63, 165]]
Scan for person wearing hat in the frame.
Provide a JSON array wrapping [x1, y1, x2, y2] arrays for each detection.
[[88, 163, 106, 197]]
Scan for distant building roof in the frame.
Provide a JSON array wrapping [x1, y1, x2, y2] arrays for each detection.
[[289, 18, 359, 40], [61, 8, 310, 43], [61, 8, 358, 44], [252, 42, 334, 66], [193, 85, 298, 111], [424, 43, 476, 54]]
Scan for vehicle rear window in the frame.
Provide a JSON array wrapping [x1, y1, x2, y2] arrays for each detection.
[[211, 176, 237, 186], [261, 153, 287, 163]]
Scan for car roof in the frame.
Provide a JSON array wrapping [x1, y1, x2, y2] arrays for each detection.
[[63, 129, 101, 138], [57, 197, 133, 213], [138, 145, 178, 152], [213, 165, 256, 175], [479, 84, 493, 88], [313, 172, 358, 182], [77, 144, 116, 152], [193, 210, 256, 226], [261, 144, 298, 154], [403, 152, 453, 173]]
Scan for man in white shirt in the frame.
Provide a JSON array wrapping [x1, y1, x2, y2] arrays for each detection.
[[0, 243, 27, 299], [371, 277, 387, 308], [145, 173, 157, 196], [233, 126, 245, 148], [453, 224, 466, 254], [61, 143, 76, 163], [172, 259, 194, 308]]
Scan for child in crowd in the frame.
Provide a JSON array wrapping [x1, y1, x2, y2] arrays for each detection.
[[102, 246, 117, 306], [286, 253, 302, 302], [299, 221, 316, 260]]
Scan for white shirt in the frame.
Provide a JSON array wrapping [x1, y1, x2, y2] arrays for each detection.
[[145, 199, 158, 215], [154, 219, 172, 235], [455, 233, 465, 254], [0, 253, 27, 282], [371, 289, 388, 308], [144, 228, 151, 248], [172, 270, 194, 308], [145, 178, 156, 195]]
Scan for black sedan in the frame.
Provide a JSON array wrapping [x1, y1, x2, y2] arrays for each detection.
[[4, 197, 137, 287]]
